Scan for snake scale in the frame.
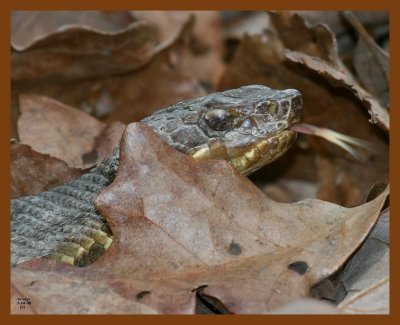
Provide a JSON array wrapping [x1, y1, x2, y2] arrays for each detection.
[[11, 85, 303, 267]]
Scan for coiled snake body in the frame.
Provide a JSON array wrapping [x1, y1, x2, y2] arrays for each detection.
[[11, 85, 302, 266]]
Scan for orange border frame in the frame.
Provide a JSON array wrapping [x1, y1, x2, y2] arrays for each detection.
[[1, 1, 398, 324]]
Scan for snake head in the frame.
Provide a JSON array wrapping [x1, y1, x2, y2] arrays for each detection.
[[200, 85, 302, 138], [191, 85, 303, 174], [144, 85, 303, 175]]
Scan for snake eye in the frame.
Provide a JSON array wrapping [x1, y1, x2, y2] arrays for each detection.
[[204, 109, 235, 131]]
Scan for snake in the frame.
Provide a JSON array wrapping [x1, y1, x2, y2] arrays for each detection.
[[11, 85, 303, 267]]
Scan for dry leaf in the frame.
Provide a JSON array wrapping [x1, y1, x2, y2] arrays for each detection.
[[311, 209, 389, 304], [94, 121, 127, 162], [96, 17, 207, 123], [218, 31, 388, 206], [261, 179, 317, 203], [268, 11, 342, 66], [11, 141, 85, 198], [12, 16, 207, 133], [292, 11, 389, 37], [11, 273, 161, 314], [9, 10, 390, 315], [283, 49, 389, 132], [11, 11, 136, 49], [270, 11, 389, 132], [131, 11, 190, 43], [18, 95, 106, 168], [131, 11, 225, 88], [12, 17, 158, 83], [12, 123, 388, 314], [11, 285, 35, 314], [11, 11, 158, 137], [223, 11, 271, 39], [269, 298, 339, 314], [338, 277, 389, 314], [343, 11, 390, 107]]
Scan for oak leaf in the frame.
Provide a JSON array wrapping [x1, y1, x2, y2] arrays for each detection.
[[12, 123, 388, 314]]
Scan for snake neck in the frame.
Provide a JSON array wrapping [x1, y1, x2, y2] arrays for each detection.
[[11, 147, 120, 266]]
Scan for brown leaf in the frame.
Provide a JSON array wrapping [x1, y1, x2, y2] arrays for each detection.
[[12, 14, 158, 83], [131, 11, 188, 43], [94, 121, 127, 162], [11, 271, 161, 314], [11, 11, 158, 136], [218, 31, 388, 206], [18, 95, 106, 168], [283, 49, 389, 132], [366, 175, 389, 203], [92, 16, 208, 123], [11, 141, 85, 198], [261, 179, 317, 203], [12, 123, 388, 314], [131, 10, 226, 86], [292, 11, 389, 37], [11, 11, 136, 49], [223, 11, 271, 40], [12, 16, 207, 131], [311, 208, 389, 304], [268, 11, 342, 66], [271, 11, 389, 132], [314, 155, 363, 207], [269, 298, 340, 314], [343, 11, 390, 107], [11, 284, 36, 314], [183, 11, 226, 88], [338, 277, 389, 314]]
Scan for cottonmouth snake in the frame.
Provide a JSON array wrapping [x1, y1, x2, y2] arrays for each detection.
[[11, 85, 303, 266]]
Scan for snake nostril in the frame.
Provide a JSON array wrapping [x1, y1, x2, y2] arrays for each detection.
[[291, 95, 303, 111]]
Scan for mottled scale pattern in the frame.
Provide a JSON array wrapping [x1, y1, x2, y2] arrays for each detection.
[[11, 148, 120, 266]]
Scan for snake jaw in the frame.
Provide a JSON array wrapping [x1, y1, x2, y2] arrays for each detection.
[[225, 87, 302, 174], [230, 130, 298, 175]]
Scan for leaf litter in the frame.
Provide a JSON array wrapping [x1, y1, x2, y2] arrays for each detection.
[[218, 12, 388, 207], [11, 11, 389, 314], [18, 95, 107, 168], [342, 11, 389, 108], [11, 141, 85, 198], [12, 123, 388, 314]]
